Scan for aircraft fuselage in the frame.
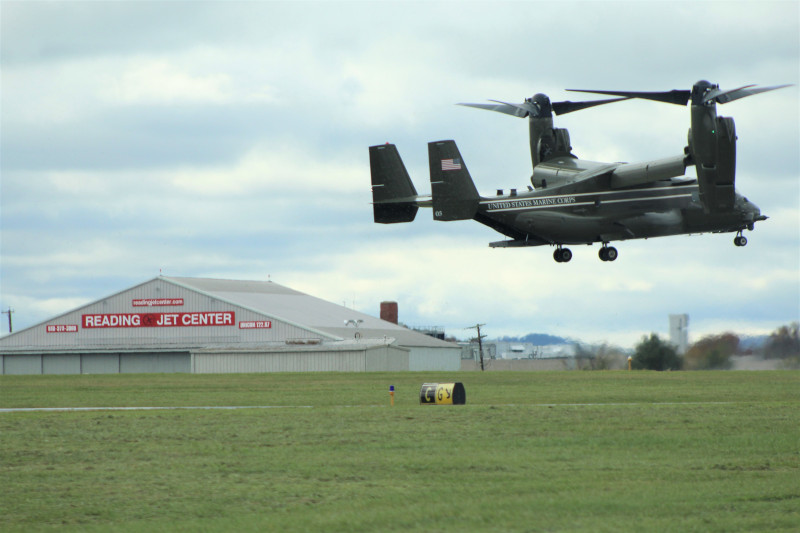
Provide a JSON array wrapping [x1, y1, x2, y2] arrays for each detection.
[[479, 176, 762, 247]]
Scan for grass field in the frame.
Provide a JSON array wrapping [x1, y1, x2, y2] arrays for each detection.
[[1, 371, 798, 532]]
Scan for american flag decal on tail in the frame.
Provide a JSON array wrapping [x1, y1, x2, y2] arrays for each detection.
[[441, 158, 462, 171]]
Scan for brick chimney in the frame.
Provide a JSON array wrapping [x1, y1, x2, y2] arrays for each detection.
[[380, 301, 398, 324]]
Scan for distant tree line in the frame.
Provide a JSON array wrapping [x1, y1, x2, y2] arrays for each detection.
[[631, 334, 683, 371], [495, 323, 799, 371], [762, 322, 800, 359], [630, 322, 799, 371], [574, 343, 628, 370], [683, 333, 738, 370]]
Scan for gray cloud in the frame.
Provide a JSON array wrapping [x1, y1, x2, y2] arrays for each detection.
[[2, 1, 798, 345]]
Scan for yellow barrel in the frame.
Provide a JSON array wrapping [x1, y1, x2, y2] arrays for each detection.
[[419, 382, 466, 405]]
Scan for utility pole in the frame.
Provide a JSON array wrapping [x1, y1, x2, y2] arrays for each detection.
[[467, 323, 487, 371], [2, 308, 14, 333]]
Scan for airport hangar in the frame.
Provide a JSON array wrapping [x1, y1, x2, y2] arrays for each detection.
[[0, 276, 461, 375]]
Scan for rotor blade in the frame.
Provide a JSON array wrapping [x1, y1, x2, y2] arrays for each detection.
[[567, 88, 690, 106], [552, 97, 631, 115], [489, 99, 540, 116], [457, 101, 531, 118], [702, 84, 755, 104], [709, 84, 792, 104]]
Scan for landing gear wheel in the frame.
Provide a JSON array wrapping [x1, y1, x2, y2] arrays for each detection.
[[554, 247, 573, 263], [599, 245, 618, 262], [734, 234, 748, 247]]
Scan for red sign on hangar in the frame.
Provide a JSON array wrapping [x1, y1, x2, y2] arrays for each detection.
[[46, 324, 78, 333], [239, 321, 272, 329], [132, 298, 184, 307], [82, 312, 236, 328]]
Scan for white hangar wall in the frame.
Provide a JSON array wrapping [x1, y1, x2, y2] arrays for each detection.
[[0, 277, 328, 351], [193, 344, 410, 373], [409, 347, 464, 371], [2, 352, 192, 375], [0, 276, 460, 375], [0, 346, 408, 375]]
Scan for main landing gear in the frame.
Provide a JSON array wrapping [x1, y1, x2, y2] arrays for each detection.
[[553, 246, 572, 263], [734, 231, 748, 247], [599, 244, 618, 262], [552, 245, 619, 262]]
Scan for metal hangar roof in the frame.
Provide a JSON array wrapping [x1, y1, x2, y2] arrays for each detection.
[[0, 276, 455, 352]]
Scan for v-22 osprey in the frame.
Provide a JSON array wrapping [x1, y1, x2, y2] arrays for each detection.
[[369, 81, 789, 262]]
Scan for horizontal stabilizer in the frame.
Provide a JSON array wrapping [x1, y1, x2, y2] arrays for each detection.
[[372, 202, 418, 224]]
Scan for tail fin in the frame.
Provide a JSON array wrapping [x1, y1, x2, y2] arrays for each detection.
[[428, 140, 480, 221], [369, 143, 420, 223]]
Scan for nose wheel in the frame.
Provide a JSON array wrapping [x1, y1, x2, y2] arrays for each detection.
[[553, 247, 572, 263], [734, 231, 748, 247], [599, 244, 618, 262]]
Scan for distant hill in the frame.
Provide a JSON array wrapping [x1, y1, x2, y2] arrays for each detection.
[[492, 334, 771, 351], [495, 333, 571, 345], [738, 335, 768, 352]]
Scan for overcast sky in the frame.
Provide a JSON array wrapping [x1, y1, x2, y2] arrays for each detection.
[[1, 1, 798, 347]]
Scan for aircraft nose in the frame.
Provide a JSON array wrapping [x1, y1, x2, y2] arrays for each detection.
[[744, 199, 767, 229], [739, 197, 762, 220], [751, 202, 766, 221]]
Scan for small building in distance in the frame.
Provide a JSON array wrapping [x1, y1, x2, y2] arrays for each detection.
[[459, 339, 580, 371], [669, 314, 690, 354]]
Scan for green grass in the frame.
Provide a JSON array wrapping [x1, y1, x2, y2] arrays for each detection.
[[1, 371, 798, 532]]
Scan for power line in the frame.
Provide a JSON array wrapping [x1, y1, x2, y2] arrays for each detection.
[[466, 323, 486, 371], [2, 308, 14, 333]]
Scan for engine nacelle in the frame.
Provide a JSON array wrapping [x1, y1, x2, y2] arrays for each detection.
[[689, 112, 737, 213], [609, 155, 687, 189]]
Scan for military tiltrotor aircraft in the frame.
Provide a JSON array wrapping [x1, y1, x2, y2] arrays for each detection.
[[369, 80, 789, 262]]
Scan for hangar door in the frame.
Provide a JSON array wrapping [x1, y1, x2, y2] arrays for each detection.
[[119, 352, 191, 373], [1, 352, 191, 375]]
